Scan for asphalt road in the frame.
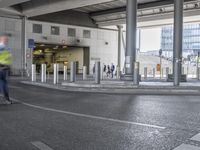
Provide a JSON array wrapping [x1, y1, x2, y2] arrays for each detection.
[[1, 79, 200, 150]]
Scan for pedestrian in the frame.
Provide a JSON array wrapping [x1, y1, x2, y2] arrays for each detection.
[[0, 35, 12, 104], [93, 64, 95, 77], [111, 63, 115, 78], [107, 65, 111, 77]]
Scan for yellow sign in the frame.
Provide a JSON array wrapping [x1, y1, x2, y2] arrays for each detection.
[[157, 64, 161, 72]]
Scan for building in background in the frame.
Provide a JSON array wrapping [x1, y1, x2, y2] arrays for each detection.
[[161, 23, 200, 59]]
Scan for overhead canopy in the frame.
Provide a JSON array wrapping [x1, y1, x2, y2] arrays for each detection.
[[1, 0, 200, 27]]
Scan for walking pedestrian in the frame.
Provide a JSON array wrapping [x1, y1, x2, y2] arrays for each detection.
[[111, 63, 115, 78], [0, 35, 12, 104], [107, 65, 111, 77]]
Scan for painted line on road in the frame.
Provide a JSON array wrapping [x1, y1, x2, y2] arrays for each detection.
[[10, 98, 166, 130], [31, 141, 54, 150], [173, 144, 200, 150], [191, 133, 200, 142]]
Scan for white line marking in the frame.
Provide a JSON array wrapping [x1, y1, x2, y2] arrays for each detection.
[[173, 144, 200, 150], [31, 141, 54, 150], [10, 98, 166, 130], [191, 133, 200, 142]]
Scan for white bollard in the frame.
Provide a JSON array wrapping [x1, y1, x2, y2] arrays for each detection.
[[144, 67, 147, 79], [64, 66, 68, 81], [31, 64, 36, 82], [153, 68, 155, 78], [83, 66, 87, 80], [116, 66, 120, 79], [57, 64, 59, 83], [41, 64, 46, 83], [53, 64, 58, 84]]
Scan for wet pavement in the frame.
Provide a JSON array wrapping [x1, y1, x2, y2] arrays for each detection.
[[0, 79, 200, 149]]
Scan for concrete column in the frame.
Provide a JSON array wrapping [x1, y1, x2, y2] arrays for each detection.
[[21, 16, 27, 77], [83, 66, 87, 80], [117, 25, 123, 78], [31, 64, 36, 82], [173, 0, 183, 86], [133, 62, 140, 85], [41, 64, 46, 83], [95, 61, 101, 84], [64, 66, 68, 81], [70, 62, 76, 82], [125, 0, 137, 79]]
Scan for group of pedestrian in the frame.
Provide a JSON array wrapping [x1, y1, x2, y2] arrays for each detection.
[[103, 63, 115, 78]]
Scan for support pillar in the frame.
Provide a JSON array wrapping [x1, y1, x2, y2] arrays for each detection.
[[125, 0, 137, 81], [117, 25, 123, 79], [21, 16, 27, 77], [173, 0, 183, 86]]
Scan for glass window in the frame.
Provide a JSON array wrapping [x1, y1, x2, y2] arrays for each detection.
[[83, 30, 91, 39], [51, 26, 60, 35], [33, 24, 42, 34], [68, 28, 76, 37]]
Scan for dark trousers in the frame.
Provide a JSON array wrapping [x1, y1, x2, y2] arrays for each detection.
[[0, 70, 9, 100]]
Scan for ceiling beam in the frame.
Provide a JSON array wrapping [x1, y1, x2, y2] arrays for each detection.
[[0, 0, 30, 8], [22, 0, 115, 17]]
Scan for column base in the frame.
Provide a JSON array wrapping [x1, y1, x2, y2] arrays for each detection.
[[120, 74, 133, 81], [167, 74, 187, 82]]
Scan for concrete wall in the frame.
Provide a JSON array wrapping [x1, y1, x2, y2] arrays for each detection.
[[26, 20, 118, 74], [0, 16, 23, 75]]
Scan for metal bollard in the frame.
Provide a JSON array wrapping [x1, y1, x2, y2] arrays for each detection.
[[182, 67, 184, 74], [116, 66, 120, 79], [57, 64, 59, 83], [83, 66, 87, 80], [53, 64, 58, 84], [197, 68, 200, 80], [31, 64, 36, 82], [41, 64, 46, 83], [64, 66, 68, 81], [166, 67, 169, 79], [144, 67, 147, 79], [133, 62, 140, 85], [70, 62, 76, 82], [95, 61, 101, 84], [153, 68, 155, 78], [161, 68, 164, 78]]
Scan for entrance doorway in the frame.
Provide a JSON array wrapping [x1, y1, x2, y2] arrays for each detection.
[[32, 43, 90, 74]]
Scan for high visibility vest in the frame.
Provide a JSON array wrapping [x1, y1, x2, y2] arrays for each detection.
[[0, 50, 12, 65]]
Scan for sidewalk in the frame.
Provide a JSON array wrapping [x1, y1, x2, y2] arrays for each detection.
[[21, 78, 200, 95]]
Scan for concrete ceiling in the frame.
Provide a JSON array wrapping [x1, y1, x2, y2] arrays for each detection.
[[1, 0, 200, 28]]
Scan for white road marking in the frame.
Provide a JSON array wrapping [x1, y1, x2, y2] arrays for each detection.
[[31, 141, 54, 150], [191, 133, 200, 142], [173, 144, 200, 150], [10, 98, 166, 130]]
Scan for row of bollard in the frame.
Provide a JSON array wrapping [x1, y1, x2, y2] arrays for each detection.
[[143, 67, 171, 79], [31, 62, 99, 84]]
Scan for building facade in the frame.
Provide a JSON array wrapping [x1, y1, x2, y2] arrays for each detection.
[[161, 23, 200, 58]]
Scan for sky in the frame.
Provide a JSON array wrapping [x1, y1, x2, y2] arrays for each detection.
[[140, 27, 161, 52]]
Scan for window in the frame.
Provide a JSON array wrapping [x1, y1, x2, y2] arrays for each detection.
[[33, 24, 42, 34], [51, 26, 60, 35], [83, 30, 91, 38], [68, 28, 76, 37]]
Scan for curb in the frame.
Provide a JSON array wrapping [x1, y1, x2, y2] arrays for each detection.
[[21, 81, 200, 95]]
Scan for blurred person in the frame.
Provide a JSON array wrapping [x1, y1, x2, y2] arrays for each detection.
[[0, 35, 12, 104]]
